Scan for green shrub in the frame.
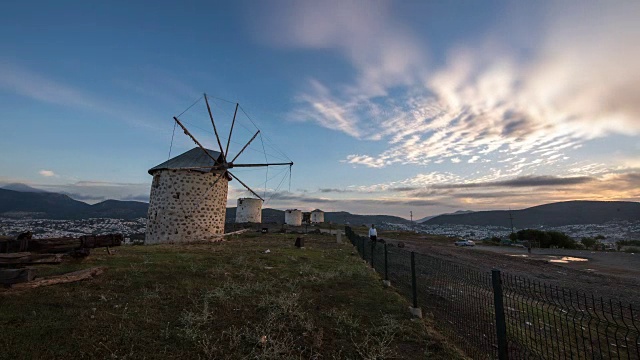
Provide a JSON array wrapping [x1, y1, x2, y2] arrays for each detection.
[[516, 229, 577, 249]]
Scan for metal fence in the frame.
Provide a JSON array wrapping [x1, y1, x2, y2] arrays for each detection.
[[345, 227, 640, 360]]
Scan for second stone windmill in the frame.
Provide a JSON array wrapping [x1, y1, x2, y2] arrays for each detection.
[[145, 94, 293, 244]]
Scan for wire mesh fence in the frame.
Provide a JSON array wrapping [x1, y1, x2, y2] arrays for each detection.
[[344, 227, 640, 360]]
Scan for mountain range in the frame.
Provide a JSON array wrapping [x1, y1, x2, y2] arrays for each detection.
[[423, 201, 640, 228], [225, 209, 411, 225], [0, 188, 148, 220], [2, 185, 638, 227], [417, 210, 474, 223], [0, 186, 410, 225]]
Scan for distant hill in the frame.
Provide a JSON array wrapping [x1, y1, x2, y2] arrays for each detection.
[[225, 208, 410, 226], [417, 210, 474, 223], [1, 183, 48, 193], [89, 200, 149, 219], [1, 188, 411, 225], [423, 201, 640, 228], [324, 211, 410, 226], [225, 207, 285, 224], [0, 189, 148, 219]]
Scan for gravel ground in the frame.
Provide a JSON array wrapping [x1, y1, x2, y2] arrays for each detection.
[[398, 237, 640, 306]]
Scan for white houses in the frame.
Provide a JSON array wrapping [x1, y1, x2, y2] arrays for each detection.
[[285, 209, 303, 226], [236, 198, 262, 223], [145, 148, 228, 244], [310, 209, 325, 223]]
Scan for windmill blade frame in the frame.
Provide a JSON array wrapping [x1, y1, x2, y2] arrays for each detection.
[[229, 171, 264, 201], [204, 93, 227, 161], [225, 103, 239, 158], [173, 116, 221, 165], [174, 95, 293, 204], [230, 130, 260, 163]]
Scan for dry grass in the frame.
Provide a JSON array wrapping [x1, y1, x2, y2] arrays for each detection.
[[0, 232, 463, 359]]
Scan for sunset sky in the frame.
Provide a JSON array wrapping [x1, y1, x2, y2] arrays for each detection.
[[0, 1, 638, 218]]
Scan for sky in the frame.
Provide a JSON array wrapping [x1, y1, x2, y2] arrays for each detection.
[[0, 0, 638, 219]]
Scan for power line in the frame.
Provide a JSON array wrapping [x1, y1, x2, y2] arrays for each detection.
[[177, 95, 204, 118], [168, 121, 177, 160]]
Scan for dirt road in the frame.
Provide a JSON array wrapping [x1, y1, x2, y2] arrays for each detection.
[[393, 236, 640, 306]]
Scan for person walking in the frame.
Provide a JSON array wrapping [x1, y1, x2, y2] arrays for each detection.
[[369, 224, 377, 241], [369, 224, 378, 251]]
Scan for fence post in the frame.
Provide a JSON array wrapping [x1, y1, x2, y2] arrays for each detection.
[[409, 252, 422, 318], [382, 243, 390, 287], [370, 241, 374, 267], [492, 269, 508, 360]]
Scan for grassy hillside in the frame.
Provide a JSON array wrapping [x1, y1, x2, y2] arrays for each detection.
[[0, 233, 462, 359]]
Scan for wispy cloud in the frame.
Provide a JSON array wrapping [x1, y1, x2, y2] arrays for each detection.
[[38, 170, 56, 177], [319, 188, 354, 193], [260, 0, 429, 140], [432, 175, 595, 189], [263, 1, 640, 182], [0, 61, 99, 109], [0, 61, 163, 130]]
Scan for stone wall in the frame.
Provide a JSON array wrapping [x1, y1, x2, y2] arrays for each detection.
[[145, 170, 228, 244], [285, 209, 302, 226], [235, 198, 262, 223], [310, 211, 324, 223]]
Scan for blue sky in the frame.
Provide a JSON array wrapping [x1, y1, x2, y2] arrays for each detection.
[[1, 1, 638, 218]]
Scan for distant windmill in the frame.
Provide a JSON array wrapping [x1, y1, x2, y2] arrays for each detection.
[[145, 94, 293, 244]]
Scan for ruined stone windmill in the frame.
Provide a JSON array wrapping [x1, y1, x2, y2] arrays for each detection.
[[145, 94, 293, 244]]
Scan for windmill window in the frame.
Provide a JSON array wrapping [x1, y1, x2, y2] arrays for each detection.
[[153, 175, 161, 188]]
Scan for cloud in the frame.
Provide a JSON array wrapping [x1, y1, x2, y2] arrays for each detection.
[[265, 1, 640, 181], [388, 187, 419, 192], [337, 198, 446, 207], [319, 188, 354, 193], [122, 194, 151, 202], [0, 61, 99, 109], [261, 0, 429, 137], [259, 0, 426, 95], [0, 61, 163, 130], [265, 191, 337, 204], [432, 175, 595, 189], [38, 170, 56, 177], [292, 80, 363, 138], [244, 170, 638, 218]]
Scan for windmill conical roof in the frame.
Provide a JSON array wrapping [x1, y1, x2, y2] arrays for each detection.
[[148, 147, 223, 175]]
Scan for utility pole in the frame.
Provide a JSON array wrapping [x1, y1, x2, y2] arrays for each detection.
[[509, 209, 515, 234], [410, 211, 414, 232]]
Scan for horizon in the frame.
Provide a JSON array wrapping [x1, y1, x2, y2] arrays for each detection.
[[1, 1, 638, 219], [2, 183, 639, 221]]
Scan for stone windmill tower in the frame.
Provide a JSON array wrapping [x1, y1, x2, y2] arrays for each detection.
[[145, 94, 292, 244]]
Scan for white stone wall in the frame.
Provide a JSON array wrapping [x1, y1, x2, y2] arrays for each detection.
[[285, 209, 302, 226], [310, 211, 324, 223], [236, 198, 262, 223], [145, 170, 228, 244]]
